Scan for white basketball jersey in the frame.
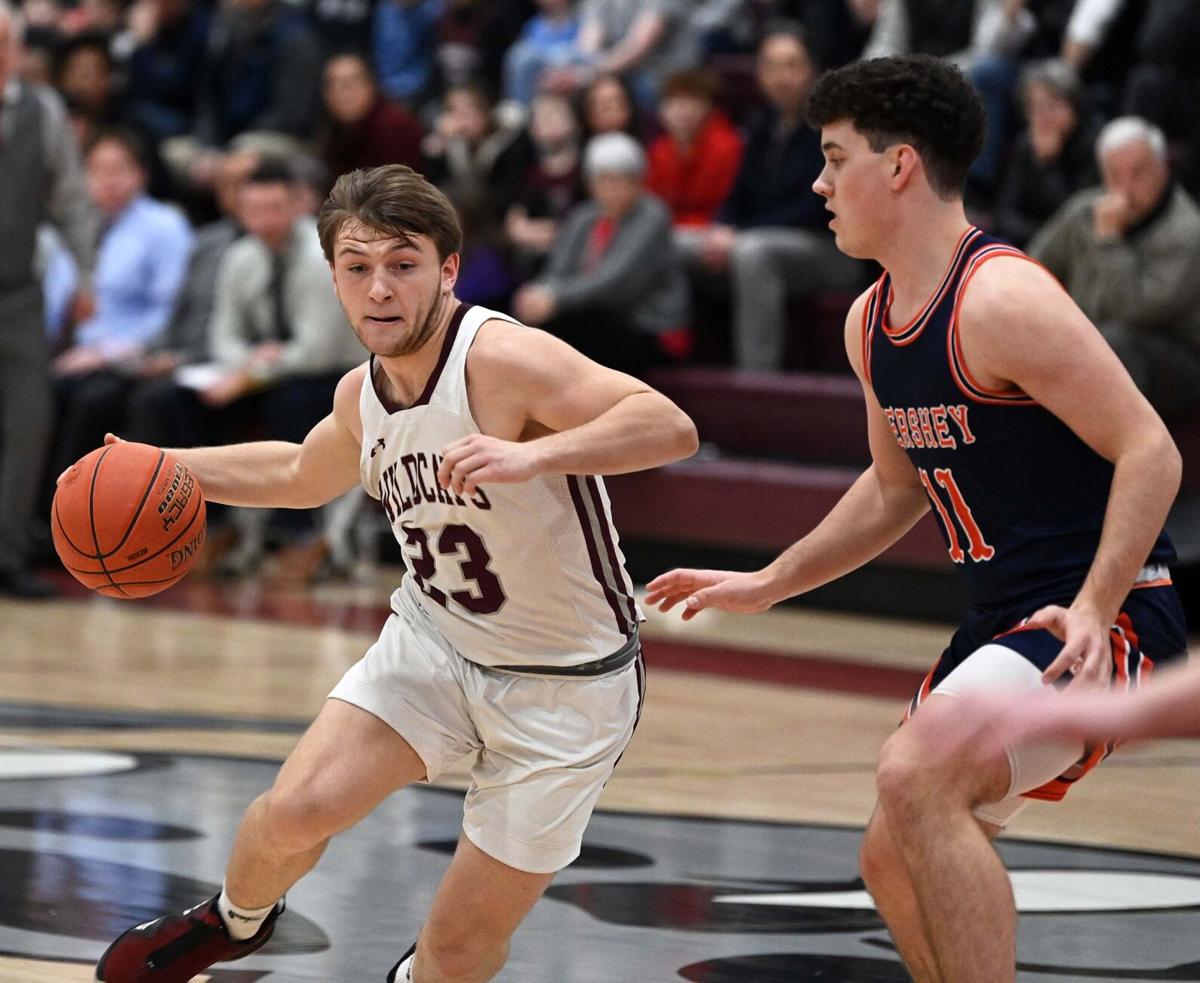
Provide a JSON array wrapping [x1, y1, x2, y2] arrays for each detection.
[[359, 303, 642, 670]]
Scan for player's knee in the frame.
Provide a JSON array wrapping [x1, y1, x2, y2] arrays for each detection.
[[256, 787, 336, 855], [858, 821, 904, 895], [875, 730, 931, 818], [420, 927, 508, 982], [877, 718, 1009, 818]]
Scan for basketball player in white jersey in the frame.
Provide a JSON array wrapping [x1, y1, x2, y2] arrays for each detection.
[[94, 164, 698, 983]]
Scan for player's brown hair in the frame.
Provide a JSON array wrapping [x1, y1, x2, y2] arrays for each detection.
[[317, 165, 463, 263]]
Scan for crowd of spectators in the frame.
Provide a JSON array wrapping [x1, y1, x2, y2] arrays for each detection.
[[3, 0, 1200, 594]]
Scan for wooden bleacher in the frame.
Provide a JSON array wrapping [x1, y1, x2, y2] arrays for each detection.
[[607, 368, 947, 569], [607, 366, 1200, 621]]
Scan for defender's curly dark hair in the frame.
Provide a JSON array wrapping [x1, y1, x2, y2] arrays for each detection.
[[805, 56, 985, 200]]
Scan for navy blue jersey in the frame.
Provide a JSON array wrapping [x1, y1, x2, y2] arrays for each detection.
[[866, 227, 1175, 609]]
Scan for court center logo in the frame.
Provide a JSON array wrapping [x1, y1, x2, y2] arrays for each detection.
[[3, 749, 1200, 981]]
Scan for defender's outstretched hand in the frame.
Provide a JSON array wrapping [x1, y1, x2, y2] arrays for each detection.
[[645, 569, 776, 621]]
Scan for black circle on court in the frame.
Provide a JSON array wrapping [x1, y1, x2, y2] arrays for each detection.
[[678, 953, 911, 981], [417, 838, 655, 869], [0, 810, 199, 841], [544, 880, 885, 933]]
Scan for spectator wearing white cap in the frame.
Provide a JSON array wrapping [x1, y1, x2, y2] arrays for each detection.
[[513, 131, 690, 375]]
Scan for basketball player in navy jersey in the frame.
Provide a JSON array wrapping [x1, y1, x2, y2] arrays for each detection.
[[92, 165, 698, 982], [648, 56, 1188, 981]]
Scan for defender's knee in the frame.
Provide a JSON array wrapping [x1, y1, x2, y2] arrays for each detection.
[[877, 710, 1010, 819], [875, 730, 932, 819], [859, 820, 906, 898]]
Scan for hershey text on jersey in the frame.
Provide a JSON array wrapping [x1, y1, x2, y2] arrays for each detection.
[[882, 403, 977, 451]]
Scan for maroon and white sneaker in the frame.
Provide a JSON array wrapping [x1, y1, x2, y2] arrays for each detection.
[[95, 895, 283, 982]]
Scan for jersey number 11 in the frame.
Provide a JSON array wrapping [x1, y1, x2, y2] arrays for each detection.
[[917, 467, 996, 564]]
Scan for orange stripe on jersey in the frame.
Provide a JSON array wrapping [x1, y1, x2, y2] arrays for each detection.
[[882, 227, 980, 345], [946, 247, 1041, 405], [993, 620, 1036, 639], [1023, 611, 1154, 802], [1110, 621, 1131, 692], [1023, 747, 1106, 802], [1132, 577, 1173, 590], [1116, 611, 1152, 687], [904, 665, 938, 722], [862, 274, 885, 386]]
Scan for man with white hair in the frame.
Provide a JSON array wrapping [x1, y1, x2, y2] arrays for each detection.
[[1030, 115, 1200, 419], [512, 131, 690, 375], [0, 0, 100, 598]]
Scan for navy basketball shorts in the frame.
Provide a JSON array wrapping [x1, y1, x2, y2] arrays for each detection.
[[904, 573, 1187, 824]]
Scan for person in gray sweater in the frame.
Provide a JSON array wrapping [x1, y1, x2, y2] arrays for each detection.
[[0, 1, 101, 598], [1029, 116, 1200, 420], [513, 132, 690, 376]]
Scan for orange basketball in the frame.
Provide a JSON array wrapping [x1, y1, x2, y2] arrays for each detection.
[[52, 441, 207, 598]]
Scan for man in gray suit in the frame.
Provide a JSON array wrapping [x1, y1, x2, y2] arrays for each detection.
[[513, 132, 691, 376], [0, 1, 100, 597]]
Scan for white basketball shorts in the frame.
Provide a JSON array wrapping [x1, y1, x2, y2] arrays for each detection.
[[328, 585, 644, 873]]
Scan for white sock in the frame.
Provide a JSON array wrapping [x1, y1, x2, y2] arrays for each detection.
[[217, 886, 277, 941]]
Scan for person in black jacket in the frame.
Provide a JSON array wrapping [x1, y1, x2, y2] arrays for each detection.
[[690, 21, 864, 370], [993, 59, 1098, 248], [1122, 0, 1200, 195]]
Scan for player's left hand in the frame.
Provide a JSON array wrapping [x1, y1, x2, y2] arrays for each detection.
[[1028, 603, 1112, 690], [438, 434, 543, 496]]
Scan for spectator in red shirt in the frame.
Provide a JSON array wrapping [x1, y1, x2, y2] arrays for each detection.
[[646, 69, 742, 229], [318, 52, 423, 182]]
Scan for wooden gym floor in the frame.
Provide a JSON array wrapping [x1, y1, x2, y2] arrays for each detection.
[[1, 566, 1198, 981]]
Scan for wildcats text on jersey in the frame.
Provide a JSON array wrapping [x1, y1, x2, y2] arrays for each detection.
[[377, 450, 493, 524], [882, 404, 976, 451]]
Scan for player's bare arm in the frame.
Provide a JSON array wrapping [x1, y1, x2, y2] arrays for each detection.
[[436, 318, 699, 496], [106, 365, 368, 509], [957, 256, 1182, 687], [1043, 660, 1200, 742], [952, 658, 1200, 765], [646, 290, 930, 619]]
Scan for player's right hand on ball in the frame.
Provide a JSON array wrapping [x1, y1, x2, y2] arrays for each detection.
[[645, 569, 775, 621]]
